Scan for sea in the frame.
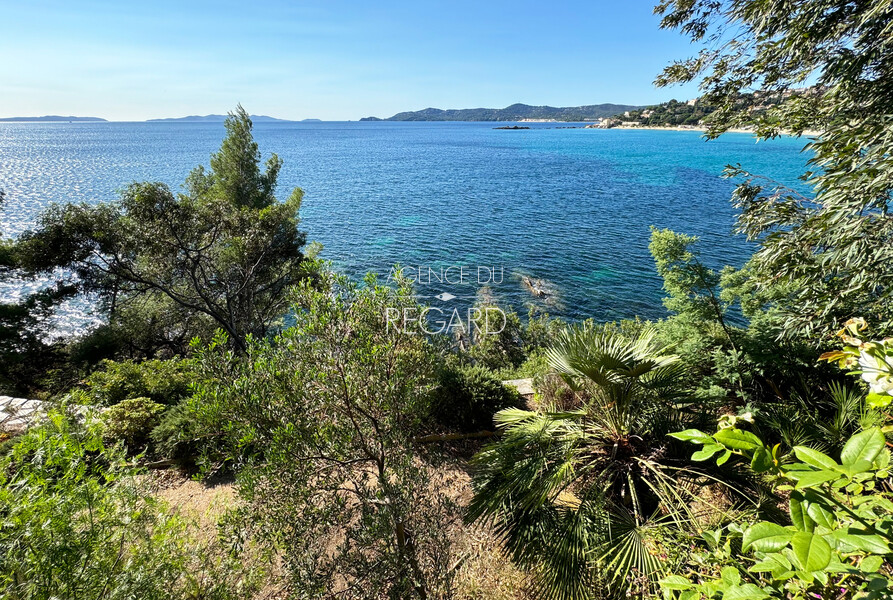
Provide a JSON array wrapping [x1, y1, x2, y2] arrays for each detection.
[[0, 120, 812, 332]]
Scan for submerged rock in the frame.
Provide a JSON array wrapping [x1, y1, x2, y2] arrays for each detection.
[[522, 275, 550, 297]]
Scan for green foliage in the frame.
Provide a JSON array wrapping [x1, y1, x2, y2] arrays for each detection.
[[432, 363, 522, 432], [665, 425, 893, 599], [656, 0, 893, 340], [648, 228, 842, 409], [649, 227, 731, 336], [463, 300, 527, 371], [649, 227, 749, 401], [616, 93, 791, 128], [455, 294, 566, 375], [522, 308, 568, 354], [758, 381, 883, 458], [468, 326, 714, 600], [0, 410, 263, 599], [14, 106, 310, 354], [496, 349, 551, 381], [188, 269, 458, 598], [102, 396, 166, 449], [150, 402, 203, 460], [0, 283, 75, 396], [80, 358, 194, 406]]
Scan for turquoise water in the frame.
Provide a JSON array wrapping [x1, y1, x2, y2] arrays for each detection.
[[0, 121, 811, 326]]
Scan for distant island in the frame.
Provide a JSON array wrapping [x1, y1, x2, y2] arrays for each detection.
[[0, 115, 107, 122], [360, 102, 642, 122], [147, 114, 294, 123]]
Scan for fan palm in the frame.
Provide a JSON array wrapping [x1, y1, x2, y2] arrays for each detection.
[[468, 325, 712, 600]]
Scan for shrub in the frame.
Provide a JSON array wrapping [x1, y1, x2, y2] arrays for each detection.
[[0, 410, 265, 599], [492, 349, 551, 381], [534, 371, 583, 411], [102, 397, 166, 449], [664, 425, 892, 599], [432, 364, 522, 432], [79, 358, 194, 406], [190, 272, 459, 597], [150, 402, 205, 461]]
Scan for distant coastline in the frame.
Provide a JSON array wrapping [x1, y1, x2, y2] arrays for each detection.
[[361, 102, 642, 122], [146, 114, 294, 123], [608, 123, 822, 136], [0, 116, 107, 122]]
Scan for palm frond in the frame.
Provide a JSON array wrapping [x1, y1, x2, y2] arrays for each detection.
[[597, 506, 665, 595], [468, 326, 702, 600]]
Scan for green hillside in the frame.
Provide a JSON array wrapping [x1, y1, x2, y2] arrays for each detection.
[[362, 102, 642, 122]]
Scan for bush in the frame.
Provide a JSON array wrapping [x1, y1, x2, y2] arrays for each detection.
[[664, 425, 892, 599], [0, 410, 265, 599], [432, 364, 522, 431], [534, 371, 582, 411], [190, 272, 459, 597], [82, 358, 194, 406], [150, 402, 204, 461], [102, 397, 166, 449]]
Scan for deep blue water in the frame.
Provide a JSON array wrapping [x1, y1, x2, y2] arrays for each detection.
[[0, 121, 812, 328]]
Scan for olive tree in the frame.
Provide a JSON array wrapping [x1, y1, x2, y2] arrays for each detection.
[[189, 270, 458, 598]]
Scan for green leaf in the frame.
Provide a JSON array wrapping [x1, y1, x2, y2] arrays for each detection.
[[790, 531, 832, 572], [805, 502, 834, 529], [840, 428, 885, 466], [659, 575, 693, 591], [701, 529, 722, 547], [720, 566, 741, 586], [749, 553, 793, 578], [750, 446, 773, 472], [873, 448, 890, 469], [789, 494, 810, 532], [722, 584, 771, 600], [714, 428, 763, 452], [866, 392, 891, 409], [861, 555, 884, 573], [691, 444, 722, 461], [791, 469, 840, 489], [868, 576, 889, 591], [834, 459, 874, 478], [824, 560, 856, 574], [793, 446, 838, 470], [832, 531, 891, 555], [742, 522, 791, 552], [670, 429, 712, 444]]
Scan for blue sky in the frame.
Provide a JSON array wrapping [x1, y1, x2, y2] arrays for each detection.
[[1, 0, 703, 121]]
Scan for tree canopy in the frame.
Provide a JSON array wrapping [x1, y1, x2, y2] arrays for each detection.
[[14, 106, 311, 354], [655, 0, 893, 341]]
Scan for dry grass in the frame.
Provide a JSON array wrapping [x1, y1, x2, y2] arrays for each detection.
[[146, 447, 530, 600], [146, 469, 288, 599], [419, 445, 530, 599], [149, 469, 236, 527], [452, 524, 529, 600]]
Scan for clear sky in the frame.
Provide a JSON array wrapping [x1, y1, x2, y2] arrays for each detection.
[[0, 0, 703, 121]]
